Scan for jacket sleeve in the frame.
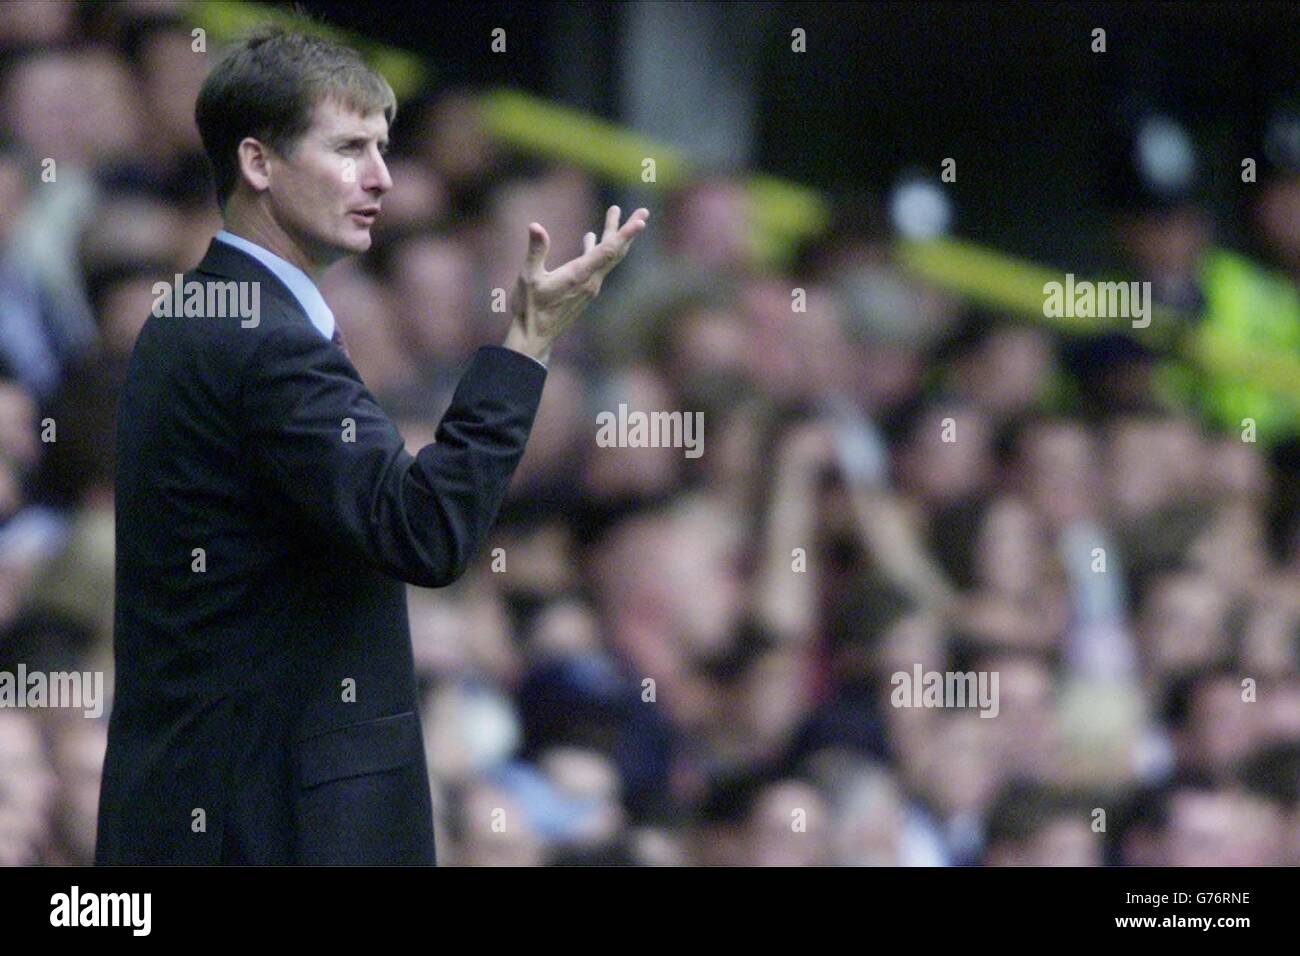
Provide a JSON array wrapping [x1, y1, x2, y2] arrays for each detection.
[[241, 321, 547, 587]]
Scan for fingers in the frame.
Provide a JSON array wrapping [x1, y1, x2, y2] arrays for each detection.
[[591, 206, 647, 271], [602, 205, 621, 243], [619, 207, 650, 239], [600, 206, 649, 244], [571, 232, 600, 286], [550, 207, 650, 287], [608, 208, 649, 256], [560, 226, 619, 286], [524, 222, 550, 277]]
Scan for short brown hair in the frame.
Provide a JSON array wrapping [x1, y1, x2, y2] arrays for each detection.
[[195, 26, 396, 209]]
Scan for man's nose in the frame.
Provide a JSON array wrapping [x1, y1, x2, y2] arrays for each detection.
[[364, 150, 392, 194]]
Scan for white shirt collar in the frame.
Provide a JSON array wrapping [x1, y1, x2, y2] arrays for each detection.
[[213, 229, 335, 340]]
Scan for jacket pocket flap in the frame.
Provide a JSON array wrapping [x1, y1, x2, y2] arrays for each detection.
[[298, 711, 420, 789]]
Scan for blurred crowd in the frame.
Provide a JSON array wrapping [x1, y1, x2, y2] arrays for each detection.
[[1, 1, 1299, 866]]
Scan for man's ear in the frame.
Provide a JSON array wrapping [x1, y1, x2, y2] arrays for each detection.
[[236, 137, 272, 194]]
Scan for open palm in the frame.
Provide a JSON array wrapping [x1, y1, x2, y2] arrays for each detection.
[[511, 205, 649, 342]]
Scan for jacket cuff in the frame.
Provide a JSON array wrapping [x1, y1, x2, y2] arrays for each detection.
[[459, 345, 548, 402]]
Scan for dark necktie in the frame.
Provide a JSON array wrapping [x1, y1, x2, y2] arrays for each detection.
[[330, 323, 350, 360]]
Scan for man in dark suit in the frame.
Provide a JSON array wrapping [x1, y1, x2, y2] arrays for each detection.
[[95, 27, 647, 864]]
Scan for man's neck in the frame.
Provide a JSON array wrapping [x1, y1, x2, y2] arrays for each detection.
[[220, 208, 330, 283]]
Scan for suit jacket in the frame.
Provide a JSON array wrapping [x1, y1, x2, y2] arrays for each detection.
[[96, 238, 547, 864]]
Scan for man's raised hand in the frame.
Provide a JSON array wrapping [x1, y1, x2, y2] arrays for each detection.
[[503, 205, 649, 365]]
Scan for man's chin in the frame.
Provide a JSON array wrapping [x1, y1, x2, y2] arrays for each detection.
[[302, 226, 372, 266], [339, 229, 373, 254]]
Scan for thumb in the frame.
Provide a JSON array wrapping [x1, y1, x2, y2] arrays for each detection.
[[524, 222, 549, 276]]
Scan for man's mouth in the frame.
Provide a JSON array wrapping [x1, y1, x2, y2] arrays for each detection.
[[349, 207, 380, 225]]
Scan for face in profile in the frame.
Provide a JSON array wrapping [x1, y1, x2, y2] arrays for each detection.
[[260, 96, 392, 266]]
